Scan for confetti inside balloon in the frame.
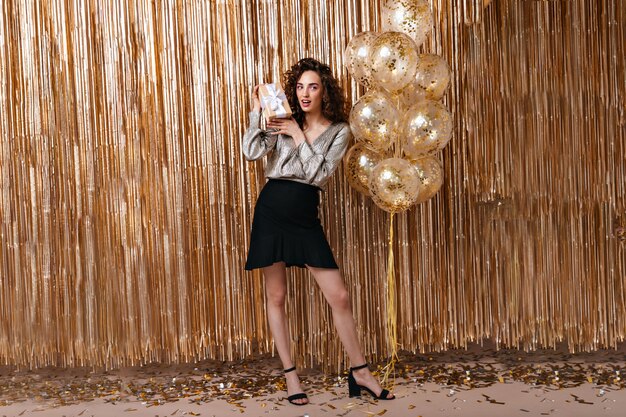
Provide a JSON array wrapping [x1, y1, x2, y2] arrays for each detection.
[[349, 89, 400, 152], [344, 143, 385, 195], [369, 158, 421, 213], [369, 32, 419, 92], [401, 99, 453, 158], [410, 155, 444, 203], [343, 31, 379, 88], [392, 87, 426, 113], [381, 0, 434, 48], [396, 54, 451, 109]]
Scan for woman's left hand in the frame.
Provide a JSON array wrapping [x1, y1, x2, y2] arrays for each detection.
[[267, 118, 306, 145]]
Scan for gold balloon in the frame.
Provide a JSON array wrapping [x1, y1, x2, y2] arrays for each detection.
[[343, 31, 379, 88], [410, 156, 444, 203], [369, 158, 421, 213], [401, 99, 453, 158], [344, 143, 385, 195], [381, 0, 434, 48], [391, 85, 426, 113], [349, 89, 400, 152], [396, 54, 451, 109], [369, 32, 419, 92]]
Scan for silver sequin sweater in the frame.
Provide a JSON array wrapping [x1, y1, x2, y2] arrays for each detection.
[[242, 111, 352, 189]]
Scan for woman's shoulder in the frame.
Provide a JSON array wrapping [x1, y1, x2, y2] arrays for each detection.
[[336, 122, 352, 143], [333, 121, 351, 137]]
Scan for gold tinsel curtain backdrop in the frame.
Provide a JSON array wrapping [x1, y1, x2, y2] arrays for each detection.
[[0, 0, 624, 370]]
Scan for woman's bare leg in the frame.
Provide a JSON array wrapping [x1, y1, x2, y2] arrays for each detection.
[[263, 262, 308, 404], [306, 265, 394, 399]]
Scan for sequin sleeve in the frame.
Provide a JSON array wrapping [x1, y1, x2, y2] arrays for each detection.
[[242, 111, 278, 161]]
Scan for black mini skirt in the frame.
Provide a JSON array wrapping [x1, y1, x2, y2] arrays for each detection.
[[244, 179, 338, 270]]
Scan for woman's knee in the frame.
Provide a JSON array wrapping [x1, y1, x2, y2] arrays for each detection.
[[266, 286, 287, 308], [263, 262, 287, 308], [330, 289, 351, 311]]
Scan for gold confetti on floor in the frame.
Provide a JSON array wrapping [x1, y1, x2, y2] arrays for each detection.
[[0, 346, 624, 413]]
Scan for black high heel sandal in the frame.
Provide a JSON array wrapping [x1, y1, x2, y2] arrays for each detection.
[[348, 363, 395, 400], [283, 366, 309, 405]]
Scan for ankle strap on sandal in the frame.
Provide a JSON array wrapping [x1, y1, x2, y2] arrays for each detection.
[[350, 363, 369, 371], [284, 366, 297, 374]]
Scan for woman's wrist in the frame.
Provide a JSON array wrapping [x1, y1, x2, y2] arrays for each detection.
[[293, 131, 306, 145]]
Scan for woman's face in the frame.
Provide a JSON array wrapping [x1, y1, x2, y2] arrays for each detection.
[[296, 70, 324, 114]]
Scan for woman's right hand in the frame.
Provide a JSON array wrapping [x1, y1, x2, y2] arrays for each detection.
[[252, 85, 261, 113]]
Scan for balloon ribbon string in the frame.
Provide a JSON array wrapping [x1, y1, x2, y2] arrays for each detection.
[[381, 212, 398, 386]]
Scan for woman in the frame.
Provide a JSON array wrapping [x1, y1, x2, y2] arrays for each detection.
[[242, 58, 395, 405]]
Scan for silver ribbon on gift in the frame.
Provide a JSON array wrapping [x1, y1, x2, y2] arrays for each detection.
[[260, 84, 288, 116]]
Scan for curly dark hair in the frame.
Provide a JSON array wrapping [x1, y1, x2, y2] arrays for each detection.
[[282, 58, 349, 128]]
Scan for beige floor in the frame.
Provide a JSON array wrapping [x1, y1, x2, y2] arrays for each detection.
[[1, 344, 625, 417], [1, 380, 625, 417]]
